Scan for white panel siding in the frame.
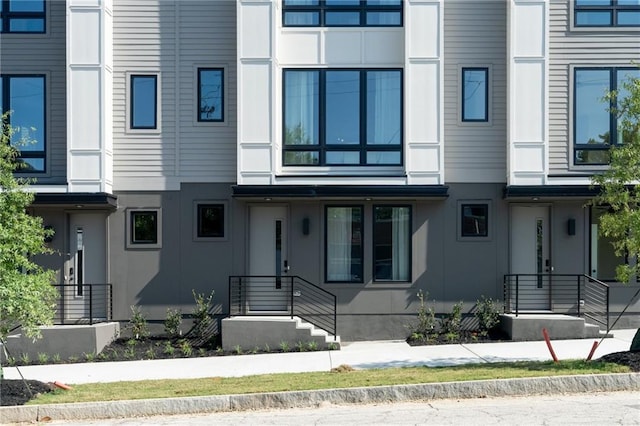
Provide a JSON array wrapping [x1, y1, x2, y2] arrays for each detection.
[[548, 2, 640, 176], [0, 0, 67, 184], [113, 0, 237, 190], [443, 0, 507, 183]]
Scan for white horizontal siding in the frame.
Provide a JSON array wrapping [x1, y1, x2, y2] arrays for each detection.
[[549, 1, 640, 174], [112, 0, 237, 190], [443, 0, 507, 184], [0, 0, 67, 184]]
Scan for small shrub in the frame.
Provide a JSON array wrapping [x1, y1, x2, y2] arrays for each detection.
[[129, 305, 150, 340], [96, 352, 109, 361], [19, 353, 30, 365], [191, 290, 215, 341], [145, 348, 156, 359], [180, 340, 193, 357], [441, 301, 464, 338], [126, 338, 137, 347], [68, 355, 79, 363], [37, 352, 49, 364], [163, 341, 175, 356], [198, 348, 207, 357], [296, 341, 306, 352], [123, 347, 135, 360], [6, 356, 16, 366], [164, 308, 183, 338], [307, 341, 318, 351], [279, 341, 290, 352], [52, 353, 61, 364], [83, 352, 96, 362], [215, 347, 224, 355], [408, 289, 437, 340], [475, 296, 501, 336], [234, 345, 243, 355], [264, 343, 271, 353], [327, 342, 338, 351]]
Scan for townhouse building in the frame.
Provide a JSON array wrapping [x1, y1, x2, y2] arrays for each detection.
[[1, 0, 638, 343]]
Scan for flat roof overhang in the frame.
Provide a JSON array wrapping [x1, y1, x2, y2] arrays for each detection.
[[31, 192, 118, 210], [503, 185, 601, 200], [232, 185, 449, 200]]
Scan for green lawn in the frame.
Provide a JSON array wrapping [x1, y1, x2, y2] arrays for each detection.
[[31, 360, 629, 405]]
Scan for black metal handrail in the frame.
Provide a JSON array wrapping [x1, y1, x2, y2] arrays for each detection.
[[52, 284, 113, 325], [229, 275, 337, 339], [503, 274, 609, 330]]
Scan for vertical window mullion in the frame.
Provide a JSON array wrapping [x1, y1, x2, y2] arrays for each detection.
[[360, 71, 366, 165], [320, 70, 326, 165]]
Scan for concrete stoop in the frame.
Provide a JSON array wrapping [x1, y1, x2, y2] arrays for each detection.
[[221, 316, 341, 352], [500, 314, 608, 341]]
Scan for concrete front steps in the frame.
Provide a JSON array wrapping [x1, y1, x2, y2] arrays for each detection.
[[221, 316, 341, 352], [500, 313, 609, 341]]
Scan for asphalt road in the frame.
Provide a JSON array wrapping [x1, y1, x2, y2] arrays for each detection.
[[39, 391, 640, 425]]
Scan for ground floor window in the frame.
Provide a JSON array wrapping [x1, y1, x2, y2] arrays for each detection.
[[127, 208, 162, 249], [326, 206, 363, 282], [590, 207, 625, 281], [373, 206, 410, 282]]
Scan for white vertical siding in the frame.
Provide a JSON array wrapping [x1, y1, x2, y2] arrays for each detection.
[[443, 0, 507, 184], [112, 0, 237, 191]]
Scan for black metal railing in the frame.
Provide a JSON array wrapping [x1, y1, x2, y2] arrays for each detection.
[[52, 284, 113, 325], [229, 275, 337, 339], [503, 274, 609, 330]]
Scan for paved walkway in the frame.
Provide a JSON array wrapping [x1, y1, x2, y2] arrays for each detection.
[[3, 329, 636, 385]]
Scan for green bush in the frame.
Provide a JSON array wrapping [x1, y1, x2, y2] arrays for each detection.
[[129, 305, 150, 340], [191, 290, 215, 341], [164, 308, 183, 338], [475, 296, 501, 336], [408, 289, 438, 340], [441, 301, 463, 338]]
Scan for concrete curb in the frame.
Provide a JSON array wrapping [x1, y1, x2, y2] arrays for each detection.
[[2, 373, 639, 423]]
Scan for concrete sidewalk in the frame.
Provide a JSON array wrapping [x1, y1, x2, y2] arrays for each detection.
[[3, 329, 636, 385], [2, 329, 638, 424]]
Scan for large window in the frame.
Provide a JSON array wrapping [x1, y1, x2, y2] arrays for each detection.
[[130, 75, 158, 130], [196, 203, 225, 239], [0, 75, 46, 172], [373, 206, 410, 282], [0, 0, 45, 33], [575, 0, 640, 27], [326, 206, 363, 282], [574, 67, 640, 165], [283, 0, 402, 27], [198, 68, 224, 122], [461, 68, 488, 122], [283, 69, 402, 166]]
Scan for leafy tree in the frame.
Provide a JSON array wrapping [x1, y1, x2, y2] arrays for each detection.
[[0, 113, 57, 345], [590, 70, 640, 284]]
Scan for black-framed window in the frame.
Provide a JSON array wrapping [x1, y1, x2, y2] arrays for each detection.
[[461, 67, 488, 122], [326, 206, 363, 282], [574, 67, 640, 165], [373, 205, 410, 282], [461, 203, 488, 237], [0, 0, 45, 33], [283, 69, 402, 166], [198, 68, 224, 122], [0, 75, 46, 172], [197, 203, 225, 238], [575, 0, 640, 27], [130, 75, 157, 129], [130, 210, 158, 245], [283, 0, 402, 27]]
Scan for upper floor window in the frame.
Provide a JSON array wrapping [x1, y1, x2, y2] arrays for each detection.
[[198, 68, 224, 122], [130, 74, 158, 130], [283, 69, 402, 166], [574, 67, 640, 165], [283, 0, 402, 27], [575, 0, 640, 27], [0, 75, 46, 172], [0, 0, 45, 33], [461, 68, 489, 122]]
